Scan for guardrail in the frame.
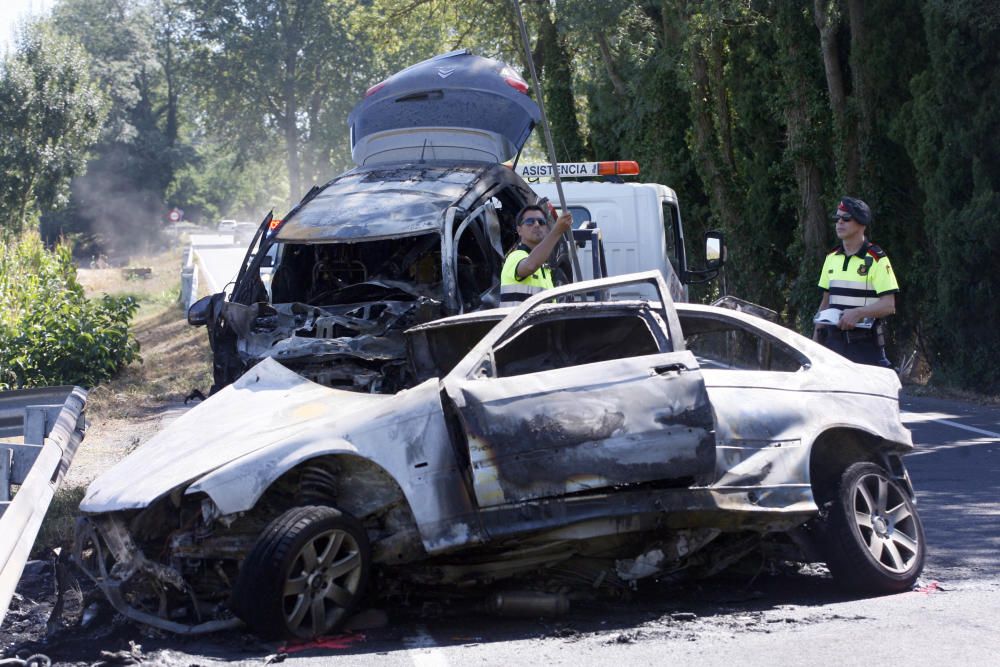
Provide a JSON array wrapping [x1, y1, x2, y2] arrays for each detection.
[[0, 386, 87, 628]]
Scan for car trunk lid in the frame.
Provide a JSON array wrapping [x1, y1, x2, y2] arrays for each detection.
[[348, 50, 540, 167]]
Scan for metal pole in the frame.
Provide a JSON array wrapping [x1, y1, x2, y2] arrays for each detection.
[[511, 0, 582, 282]]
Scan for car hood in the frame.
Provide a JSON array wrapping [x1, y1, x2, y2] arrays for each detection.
[[348, 50, 540, 166], [80, 358, 406, 513]]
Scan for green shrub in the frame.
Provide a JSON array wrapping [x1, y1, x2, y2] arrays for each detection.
[[0, 232, 139, 389]]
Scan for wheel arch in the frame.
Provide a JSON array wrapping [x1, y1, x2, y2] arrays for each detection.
[[247, 453, 427, 565], [278, 453, 410, 520], [809, 427, 914, 505]]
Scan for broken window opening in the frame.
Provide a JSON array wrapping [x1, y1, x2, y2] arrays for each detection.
[[270, 234, 445, 307], [680, 314, 805, 372], [492, 312, 662, 378]]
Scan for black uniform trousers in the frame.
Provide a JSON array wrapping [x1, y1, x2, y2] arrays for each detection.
[[818, 326, 892, 367]]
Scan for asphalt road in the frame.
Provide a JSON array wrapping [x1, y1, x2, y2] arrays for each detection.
[[190, 233, 250, 294]]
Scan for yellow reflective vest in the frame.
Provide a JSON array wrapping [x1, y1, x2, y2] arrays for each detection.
[[818, 241, 899, 310], [500, 244, 553, 305]]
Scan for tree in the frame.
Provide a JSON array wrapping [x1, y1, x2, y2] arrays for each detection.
[[898, 0, 1000, 390], [43, 0, 185, 254], [773, 2, 837, 321], [536, 4, 586, 161], [183, 0, 367, 203], [0, 22, 106, 236]]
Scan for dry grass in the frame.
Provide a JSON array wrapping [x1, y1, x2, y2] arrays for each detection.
[[85, 304, 214, 419], [76, 247, 185, 320], [76, 247, 214, 420]]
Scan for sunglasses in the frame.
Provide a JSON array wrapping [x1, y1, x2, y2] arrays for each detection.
[[835, 214, 854, 221], [518, 217, 548, 227]]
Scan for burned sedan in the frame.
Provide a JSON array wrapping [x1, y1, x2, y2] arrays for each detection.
[[75, 272, 924, 639], [191, 50, 567, 394]]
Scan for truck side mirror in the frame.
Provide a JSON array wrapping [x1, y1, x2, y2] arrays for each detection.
[[705, 231, 726, 270], [188, 294, 218, 326]]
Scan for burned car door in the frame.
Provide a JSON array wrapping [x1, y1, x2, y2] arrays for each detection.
[[442, 276, 716, 508]]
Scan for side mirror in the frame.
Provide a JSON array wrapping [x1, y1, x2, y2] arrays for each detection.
[[260, 254, 274, 268], [705, 230, 727, 270], [575, 220, 596, 248], [187, 293, 219, 326]]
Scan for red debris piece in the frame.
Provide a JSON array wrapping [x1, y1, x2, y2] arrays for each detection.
[[279, 632, 367, 654]]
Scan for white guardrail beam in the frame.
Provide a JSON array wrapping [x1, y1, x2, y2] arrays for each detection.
[[0, 386, 87, 628]]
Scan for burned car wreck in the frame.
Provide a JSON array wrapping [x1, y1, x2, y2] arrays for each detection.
[[75, 272, 925, 639], [190, 50, 568, 394]]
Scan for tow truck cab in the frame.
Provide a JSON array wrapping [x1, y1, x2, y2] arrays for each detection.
[[518, 162, 723, 303]]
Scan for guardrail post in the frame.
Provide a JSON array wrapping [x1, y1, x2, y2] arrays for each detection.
[[180, 244, 199, 311], [0, 386, 87, 627], [23, 405, 48, 445], [0, 448, 11, 503]]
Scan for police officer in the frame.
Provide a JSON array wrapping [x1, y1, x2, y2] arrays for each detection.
[[814, 196, 898, 366], [499, 205, 573, 305]]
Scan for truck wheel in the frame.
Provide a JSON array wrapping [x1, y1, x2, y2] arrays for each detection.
[[232, 505, 370, 639], [822, 462, 925, 594]]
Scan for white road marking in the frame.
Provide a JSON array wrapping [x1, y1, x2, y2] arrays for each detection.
[[901, 411, 1000, 440], [193, 250, 219, 294], [403, 626, 450, 667]]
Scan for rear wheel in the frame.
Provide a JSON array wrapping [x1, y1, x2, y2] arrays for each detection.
[[232, 505, 370, 639], [822, 462, 925, 594]]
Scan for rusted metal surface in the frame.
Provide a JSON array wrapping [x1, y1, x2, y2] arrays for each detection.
[[1, 386, 87, 628], [76, 271, 914, 636]]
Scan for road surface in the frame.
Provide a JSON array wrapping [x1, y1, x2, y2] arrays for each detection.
[[189, 233, 250, 294]]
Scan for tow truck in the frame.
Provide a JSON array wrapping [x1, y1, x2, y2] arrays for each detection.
[[516, 160, 724, 303]]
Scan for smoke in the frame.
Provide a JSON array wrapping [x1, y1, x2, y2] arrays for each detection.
[[43, 144, 167, 260]]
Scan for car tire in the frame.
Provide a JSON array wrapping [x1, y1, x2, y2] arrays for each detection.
[[822, 462, 925, 594], [231, 505, 370, 639]]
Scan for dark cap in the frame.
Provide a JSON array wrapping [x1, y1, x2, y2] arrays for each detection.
[[831, 196, 871, 226]]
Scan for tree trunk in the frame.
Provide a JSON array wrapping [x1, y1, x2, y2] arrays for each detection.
[[847, 0, 873, 184], [279, 2, 301, 203], [595, 31, 625, 96], [163, 26, 178, 147], [539, 8, 585, 160], [813, 0, 859, 191], [688, 41, 741, 236], [709, 39, 735, 172], [783, 47, 828, 261]]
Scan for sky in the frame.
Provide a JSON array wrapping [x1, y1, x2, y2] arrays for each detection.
[[0, 0, 54, 54]]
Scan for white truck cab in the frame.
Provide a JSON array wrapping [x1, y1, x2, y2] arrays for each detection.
[[517, 161, 722, 302]]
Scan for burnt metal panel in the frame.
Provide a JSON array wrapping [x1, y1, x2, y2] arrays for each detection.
[[277, 165, 482, 242], [454, 351, 715, 507], [475, 484, 816, 543]]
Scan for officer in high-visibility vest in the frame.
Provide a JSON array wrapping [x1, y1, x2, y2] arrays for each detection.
[[814, 196, 898, 367], [499, 205, 573, 305]]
